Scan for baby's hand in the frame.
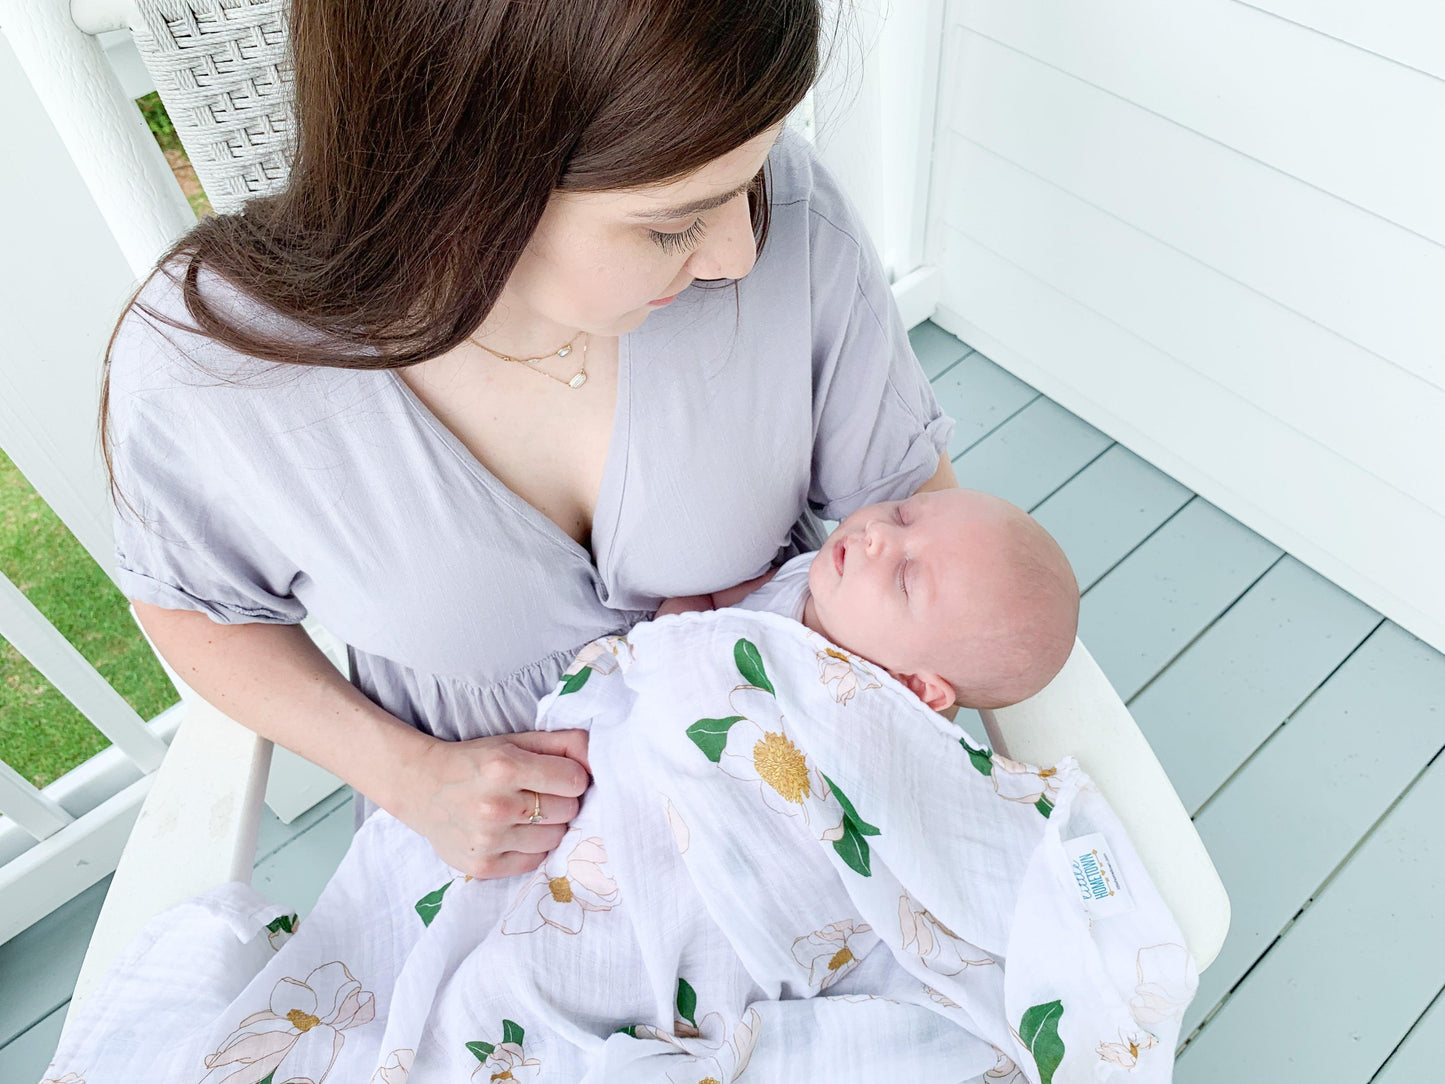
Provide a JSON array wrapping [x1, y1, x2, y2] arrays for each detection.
[[656, 595, 715, 617]]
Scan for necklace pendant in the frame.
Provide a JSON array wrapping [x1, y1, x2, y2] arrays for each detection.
[[567, 371, 588, 389], [527, 357, 541, 365], [556, 344, 572, 358]]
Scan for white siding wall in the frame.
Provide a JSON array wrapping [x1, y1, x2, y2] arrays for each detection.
[[928, 0, 1445, 653]]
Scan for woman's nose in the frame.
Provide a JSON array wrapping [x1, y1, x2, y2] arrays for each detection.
[[685, 194, 757, 281]]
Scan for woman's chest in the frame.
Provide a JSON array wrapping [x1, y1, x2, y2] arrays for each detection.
[[398, 338, 621, 549]]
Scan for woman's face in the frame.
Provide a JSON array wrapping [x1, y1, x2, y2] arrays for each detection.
[[494, 123, 785, 339]]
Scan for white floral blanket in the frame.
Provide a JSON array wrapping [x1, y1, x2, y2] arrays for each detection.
[[47, 609, 1195, 1084]]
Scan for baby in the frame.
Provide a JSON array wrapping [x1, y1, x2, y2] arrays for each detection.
[[659, 488, 1080, 710]]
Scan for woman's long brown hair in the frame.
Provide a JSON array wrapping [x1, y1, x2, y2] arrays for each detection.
[[102, 0, 820, 485]]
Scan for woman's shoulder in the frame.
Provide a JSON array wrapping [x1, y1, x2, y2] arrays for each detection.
[[765, 125, 868, 253]]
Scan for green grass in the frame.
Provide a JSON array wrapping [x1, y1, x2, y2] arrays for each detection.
[[1, 451, 177, 789]]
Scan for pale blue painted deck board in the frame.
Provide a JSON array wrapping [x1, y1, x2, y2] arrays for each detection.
[[1031, 444, 1193, 591], [1078, 497, 1283, 700], [951, 396, 1113, 511], [0, 876, 107, 1047], [1183, 621, 1445, 1037], [929, 353, 1039, 459], [1373, 986, 1445, 1084], [907, 320, 974, 380], [0, 1004, 63, 1084], [1130, 556, 1382, 814], [1176, 750, 1445, 1083]]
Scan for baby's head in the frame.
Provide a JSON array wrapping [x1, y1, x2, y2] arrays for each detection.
[[803, 488, 1079, 711]]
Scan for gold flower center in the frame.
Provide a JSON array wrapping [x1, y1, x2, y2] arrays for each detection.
[[824, 647, 850, 661], [491, 1072, 515, 1082], [752, 731, 810, 803], [828, 946, 855, 971], [548, 876, 574, 903], [287, 1009, 321, 1032], [700, 1078, 722, 1084]]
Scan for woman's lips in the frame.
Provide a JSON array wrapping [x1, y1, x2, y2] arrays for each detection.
[[648, 293, 678, 307]]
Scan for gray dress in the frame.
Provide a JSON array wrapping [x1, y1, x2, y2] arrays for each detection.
[[107, 129, 954, 742]]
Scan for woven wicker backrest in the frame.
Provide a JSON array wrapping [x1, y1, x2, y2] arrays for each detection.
[[131, 0, 292, 214]]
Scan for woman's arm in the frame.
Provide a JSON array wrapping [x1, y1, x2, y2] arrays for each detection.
[[915, 451, 959, 494], [132, 602, 590, 879]]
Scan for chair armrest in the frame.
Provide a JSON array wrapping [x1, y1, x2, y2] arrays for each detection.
[[64, 697, 272, 1025], [980, 638, 1231, 972]]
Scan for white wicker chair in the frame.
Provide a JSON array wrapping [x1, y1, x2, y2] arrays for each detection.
[[63, 0, 1230, 1030]]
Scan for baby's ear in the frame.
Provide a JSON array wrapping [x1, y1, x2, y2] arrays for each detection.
[[896, 670, 956, 712]]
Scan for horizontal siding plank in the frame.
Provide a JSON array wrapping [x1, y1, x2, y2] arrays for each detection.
[[1238, 0, 1445, 81], [954, 0, 1445, 244], [928, 349, 1039, 459], [908, 320, 974, 380], [1078, 497, 1281, 699], [1182, 621, 1445, 1038], [1178, 741, 1445, 1082], [1130, 556, 1382, 814], [940, 135, 1445, 511], [951, 396, 1112, 511], [948, 30, 1445, 390], [931, 225, 1445, 653], [1030, 444, 1193, 592], [1373, 986, 1445, 1084]]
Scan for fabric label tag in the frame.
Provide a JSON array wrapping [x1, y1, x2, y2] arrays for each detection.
[[1066, 832, 1135, 918]]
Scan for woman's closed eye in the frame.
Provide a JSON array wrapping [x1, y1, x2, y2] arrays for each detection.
[[649, 219, 707, 253]]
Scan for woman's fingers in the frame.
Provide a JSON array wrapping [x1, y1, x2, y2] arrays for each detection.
[[506, 728, 591, 775], [504, 734, 592, 798], [516, 790, 580, 826], [506, 823, 569, 856]]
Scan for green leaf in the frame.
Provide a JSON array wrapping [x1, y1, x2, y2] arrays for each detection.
[[676, 978, 698, 1028], [265, 912, 297, 935], [502, 1019, 525, 1046], [686, 716, 744, 763], [414, 880, 453, 926], [832, 821, 873, 877], [1035, 794, 1055, 819], [615, 1024, 640, 1038], [822, 774, 881, 836], [1019, 1000, 1065, 1084], [963, 740, 994, 777], [559, 667, 592, 694], [257, 1074, 276, 1084], [734, 638, 775, 695], [466, 1040, 495, 1062]]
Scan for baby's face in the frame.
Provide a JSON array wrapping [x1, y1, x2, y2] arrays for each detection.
[[804, 488, 1078, 709], [805, 490, 977, 687]]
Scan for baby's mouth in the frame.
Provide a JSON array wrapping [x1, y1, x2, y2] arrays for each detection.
[[834, 537, 846, 577]]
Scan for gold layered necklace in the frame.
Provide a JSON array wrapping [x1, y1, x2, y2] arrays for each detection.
[[467, 330, 590, 389]]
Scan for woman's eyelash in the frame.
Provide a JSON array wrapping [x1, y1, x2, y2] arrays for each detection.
[[650, 219, 707, 253]]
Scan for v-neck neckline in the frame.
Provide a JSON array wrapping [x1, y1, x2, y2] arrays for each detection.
[[387, 334, 633, 580]]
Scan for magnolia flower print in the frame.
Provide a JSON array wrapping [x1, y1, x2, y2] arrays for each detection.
[[984, 1049, 1027, 1082], [199, 961, 376, 1084], [815, 646, 881, 705], [897, 894, 994, 976], [473, 1041, 541, 1082], [989, 754, 1062, 809], [923, 984, 962, 1010], [791, 919, 875, 991], [711, 684, 845, 839], [370, 1049, 414, 1084], [1097, 1029, 1158, 1069], [41, 1075, 86, 1084], [1130, 943, 1196, 1027], [501, 832, 618, 935], [663, 796, 691, 854], [558, 635, 633, 693]]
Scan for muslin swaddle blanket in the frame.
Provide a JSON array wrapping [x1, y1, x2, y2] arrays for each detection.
[[46, 609, 1196, 1084]]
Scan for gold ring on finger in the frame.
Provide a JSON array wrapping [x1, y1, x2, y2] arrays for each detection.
[[527, 790, 544, 824]]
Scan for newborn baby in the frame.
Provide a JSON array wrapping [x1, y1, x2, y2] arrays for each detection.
[[660, 488, 1079, 710]]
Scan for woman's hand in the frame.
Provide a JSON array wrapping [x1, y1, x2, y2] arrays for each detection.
[[392, 729, 592, 879]]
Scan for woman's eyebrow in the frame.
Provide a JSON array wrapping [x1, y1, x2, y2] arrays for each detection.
[[628, 178, 755, 222]]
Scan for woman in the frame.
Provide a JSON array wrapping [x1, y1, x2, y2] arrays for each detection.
[[106, 0, 956, 883]]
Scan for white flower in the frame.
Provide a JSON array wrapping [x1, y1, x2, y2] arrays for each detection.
[[716, 686, 845, 841], [472, 1041, 541, 1081], [897, 894, 994, 977], [370, 1048, 413, 1084], [501, 833, 618, 935], [989, 755, 1061, 806], [922, 984, 961, 1010], [815, 647, 881, 706], [200, 961, 376, 1084], [725, 1007, 762, 1079], [1130, 942, 1196, 1026], [791, 920, 874, 991], [41, 1075, 86, 1084], [1097, 1029, 1157, 1068], [984, 1049, 1026, 1082]]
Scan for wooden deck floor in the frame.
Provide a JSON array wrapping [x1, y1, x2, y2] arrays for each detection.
[[3, 321, 1442, 1081]]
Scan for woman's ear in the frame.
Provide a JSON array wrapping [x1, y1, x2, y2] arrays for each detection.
[[895, 670, 956, 712]]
